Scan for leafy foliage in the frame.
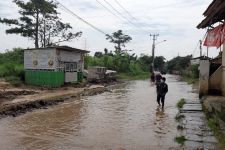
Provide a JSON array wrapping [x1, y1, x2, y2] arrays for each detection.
[[167, 55, 192, 73], [0, 48, 24, 81], [176, 98, 186, 109], [0, 48, 24, 64], [0, 0, 82, 48], [106, 30, 132, 54], [85, 52, 166, 76], [175, 136, 187, 145]]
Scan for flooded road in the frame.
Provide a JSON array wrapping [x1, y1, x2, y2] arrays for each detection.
[[0, 75, 198, 150]]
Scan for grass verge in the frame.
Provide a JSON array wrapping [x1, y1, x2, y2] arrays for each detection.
[[118, 72, 150, 80], [205, 115, 225, 149], [175, 136, 187, 145], [176, 98, 186, 109], [181, 75, 198, 85]]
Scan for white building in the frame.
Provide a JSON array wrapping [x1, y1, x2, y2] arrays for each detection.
[[24, 46, 89, 87]]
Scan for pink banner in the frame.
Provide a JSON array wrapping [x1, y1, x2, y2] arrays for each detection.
[[204, 24, 224, 48]]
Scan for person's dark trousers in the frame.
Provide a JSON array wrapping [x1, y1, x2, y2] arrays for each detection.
[[157, 94, 165, 108]]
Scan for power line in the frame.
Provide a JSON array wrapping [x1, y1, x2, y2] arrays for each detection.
[[95, 0, 149, 35], [114, 0, 152, 30], [102, 0, 144, 31], [114, 0, 136, 20], [54, 0, 108, 36], [95, 0, 124, 22]]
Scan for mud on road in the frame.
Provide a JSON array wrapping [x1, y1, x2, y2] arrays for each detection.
[[0, 85, 110, 118]]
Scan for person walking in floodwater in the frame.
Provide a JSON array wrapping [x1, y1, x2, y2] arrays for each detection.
[[156, 77, 168, 108], [155, 73, 162, 86]]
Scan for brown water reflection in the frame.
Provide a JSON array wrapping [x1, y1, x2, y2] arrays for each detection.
[[0, 75, 197, 150]]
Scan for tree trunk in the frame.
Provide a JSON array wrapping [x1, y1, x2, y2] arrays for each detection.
[[43, 18, 46, 47], [35, 10, 39, 48], [118, 43, 121, 53]]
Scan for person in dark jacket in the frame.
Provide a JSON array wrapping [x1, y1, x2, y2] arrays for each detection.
[[155, 73, 162, 86], [156, 77, 168, 108]]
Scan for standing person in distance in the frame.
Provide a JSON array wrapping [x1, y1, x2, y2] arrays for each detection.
[[155, 73, 162, 86], [156, 77, 168, 109]]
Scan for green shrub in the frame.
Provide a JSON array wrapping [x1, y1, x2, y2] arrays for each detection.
[[0, 63, 24, 77], [175, 136, 187, 145], [176, 98, 186, 109], [190, 64, 199, 78], [129, 62, 143, 75]]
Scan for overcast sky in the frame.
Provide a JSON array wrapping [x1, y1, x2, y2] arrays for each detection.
[[0, 0, 220, 60]]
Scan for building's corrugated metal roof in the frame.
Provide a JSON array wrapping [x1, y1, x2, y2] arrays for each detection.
[[24, 46, 90, 53], [197, 0, 225, 29]]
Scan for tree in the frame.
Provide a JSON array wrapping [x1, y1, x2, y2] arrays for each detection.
[[94, 52, 103, 58], [106, 30, 132, 55], [166, 55, 192, 73], [104, 48, 108, 55], [0, 0, 81, 48], [138, 54, 153, 72], [154, 56, 166, 71]]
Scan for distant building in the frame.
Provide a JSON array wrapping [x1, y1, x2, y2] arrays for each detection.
[[24, 46, 89, 87], [190, 56, 210, 65]]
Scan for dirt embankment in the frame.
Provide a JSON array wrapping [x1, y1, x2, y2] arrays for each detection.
[[0, 85, 109, 119], [0, 90, 37, 101]]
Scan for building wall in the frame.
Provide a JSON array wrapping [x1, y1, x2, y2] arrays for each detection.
[[25, 70, 64, 87], [191, 59, 200, 65], [56, 50, 84, 72], [65, 72, 77, 83], [209, 66, 222, 91], [199, 60, 210, 97], [24, 48, 85, 86], [24, 48, 56, 70]]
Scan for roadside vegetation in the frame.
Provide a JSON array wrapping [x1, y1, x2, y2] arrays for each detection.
[[176, 98, 186, 109], [208, 118, 225, 150], [166, 55, 199, 84], [85, 53, 163, 80], [85, 30, 166, 80], [0, 48, 24, 86], [175, 136, 187, 145], [204, 110, 225, 150]]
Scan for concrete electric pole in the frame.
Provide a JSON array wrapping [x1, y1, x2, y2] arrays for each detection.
[[150, 34, 159, 73]]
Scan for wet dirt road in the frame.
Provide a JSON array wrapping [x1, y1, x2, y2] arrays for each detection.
[[0, 75, 198, 150]]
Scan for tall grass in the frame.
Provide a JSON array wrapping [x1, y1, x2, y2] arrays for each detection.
[[0, 63, 24, 86], [0, 63, 24, 77]]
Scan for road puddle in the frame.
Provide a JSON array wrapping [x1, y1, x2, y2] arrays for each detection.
[[0, 75, 198, 150]]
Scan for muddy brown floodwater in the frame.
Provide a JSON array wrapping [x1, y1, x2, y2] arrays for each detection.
[[0, 75, 198, 150]]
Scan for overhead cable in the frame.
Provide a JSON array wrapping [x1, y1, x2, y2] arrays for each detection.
[[54, 0, 108, 36]]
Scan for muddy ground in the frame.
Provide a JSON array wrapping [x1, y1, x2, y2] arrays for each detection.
[[0, 81, 120, 119]]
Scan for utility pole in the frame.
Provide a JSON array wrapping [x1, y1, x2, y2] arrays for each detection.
[[150, 34, 159, 73], [199, 40, 202, 57]]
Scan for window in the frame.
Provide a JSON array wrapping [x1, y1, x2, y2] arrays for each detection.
[[65, 62, 77, 72]]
